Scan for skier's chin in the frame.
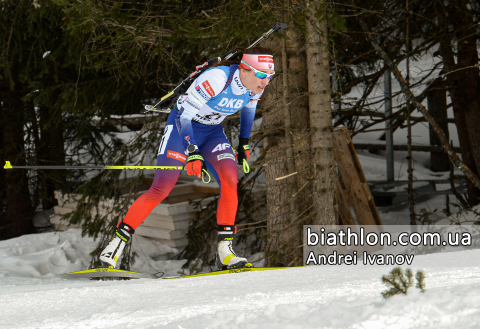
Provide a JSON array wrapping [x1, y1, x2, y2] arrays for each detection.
[[254, 86, 265, 94]]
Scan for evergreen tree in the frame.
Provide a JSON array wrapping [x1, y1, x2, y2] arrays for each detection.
[[0, 0, 64, 238], [0, 0, 161, 242]]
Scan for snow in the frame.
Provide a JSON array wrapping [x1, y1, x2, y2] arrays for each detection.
[[0, 230, 184, 280], [2, 230, 480, 328], [3, 200, 480, 328]]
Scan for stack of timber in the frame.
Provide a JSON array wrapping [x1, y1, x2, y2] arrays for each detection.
[[50, 177, 219, 249]]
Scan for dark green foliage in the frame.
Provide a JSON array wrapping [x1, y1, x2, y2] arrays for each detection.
[[381, 267, 426, 299], [1, 0, 171, 252], [1, 0, 84, 237]]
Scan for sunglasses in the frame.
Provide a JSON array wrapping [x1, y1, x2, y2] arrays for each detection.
[[241, 61, 275, 80]]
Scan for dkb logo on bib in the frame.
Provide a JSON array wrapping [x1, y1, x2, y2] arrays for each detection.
[[217, 98, 244, 109]]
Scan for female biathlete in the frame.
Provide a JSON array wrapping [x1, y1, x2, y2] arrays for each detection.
[[100, 47, 275, 270]]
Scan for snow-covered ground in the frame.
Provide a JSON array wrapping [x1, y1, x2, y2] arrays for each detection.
[[2, 228, 480, 328]]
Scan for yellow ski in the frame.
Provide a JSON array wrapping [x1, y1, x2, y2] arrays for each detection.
[[60, 268, 164, 280], [162, 266, 299, 279], [60, 266, 299, 280]]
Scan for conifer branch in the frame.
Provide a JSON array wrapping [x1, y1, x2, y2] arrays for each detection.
[[381, 267, 426, 299]]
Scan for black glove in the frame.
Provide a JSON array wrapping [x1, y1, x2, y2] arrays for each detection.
[[235, 137, 250, 166]]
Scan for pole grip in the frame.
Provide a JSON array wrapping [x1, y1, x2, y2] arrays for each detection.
[[271, 22, 288, 32]]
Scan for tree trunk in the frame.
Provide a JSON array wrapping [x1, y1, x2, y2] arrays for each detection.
[[406, 8, 417, 231], [0, 104, 5, 219], [438, 2, 480, 205], [262, 17, 310, 266], [305, 0, 336, 225], [427, 88, 450, 172], [1, 96, 35, 240], [38, 102, 66, 210], [281, 31, 300, 226]]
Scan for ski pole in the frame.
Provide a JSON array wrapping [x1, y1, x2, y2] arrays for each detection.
[[4, 161, 211, 183], [4, 161, 183, 171], [142, 22, 288, 114]]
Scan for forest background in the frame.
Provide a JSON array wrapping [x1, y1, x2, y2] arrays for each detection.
[[2, 0, 480, 269]]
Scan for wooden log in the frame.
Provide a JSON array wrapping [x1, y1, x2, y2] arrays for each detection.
[[333, 128, 383, 227], [49, 214, 81, 229], [54, 191, 123, 210], [163, 192, 215, 204], [339, 128, 384, 228], [166, 182, 196, 197], [149, 237, 189, 249], [54, 206, 115, 220], [151, 197, 217, 216], [333, 130, 375, 225], [54, 205, 194, 232], [135, 226, 186, 241], [143, 216, 191, 231], [54, 223, 81, 231], [193, 183, 220, 194]]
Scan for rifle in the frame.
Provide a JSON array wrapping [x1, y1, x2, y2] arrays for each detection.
[[141, 22, 287, 114]]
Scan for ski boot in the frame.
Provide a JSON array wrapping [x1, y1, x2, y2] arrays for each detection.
[[100, 222, 135, 268], [216, 225, 252, 270]]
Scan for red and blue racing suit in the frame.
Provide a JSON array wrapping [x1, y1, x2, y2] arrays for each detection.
[[122, 65, 262, 229]]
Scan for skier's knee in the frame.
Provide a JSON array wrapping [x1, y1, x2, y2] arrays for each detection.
[[221, 173, 238, 191], [146, 184, 171, 200]]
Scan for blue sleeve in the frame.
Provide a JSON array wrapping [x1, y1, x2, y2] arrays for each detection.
[[175, 106, 198, 151], [239, 106, 256, 140]]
